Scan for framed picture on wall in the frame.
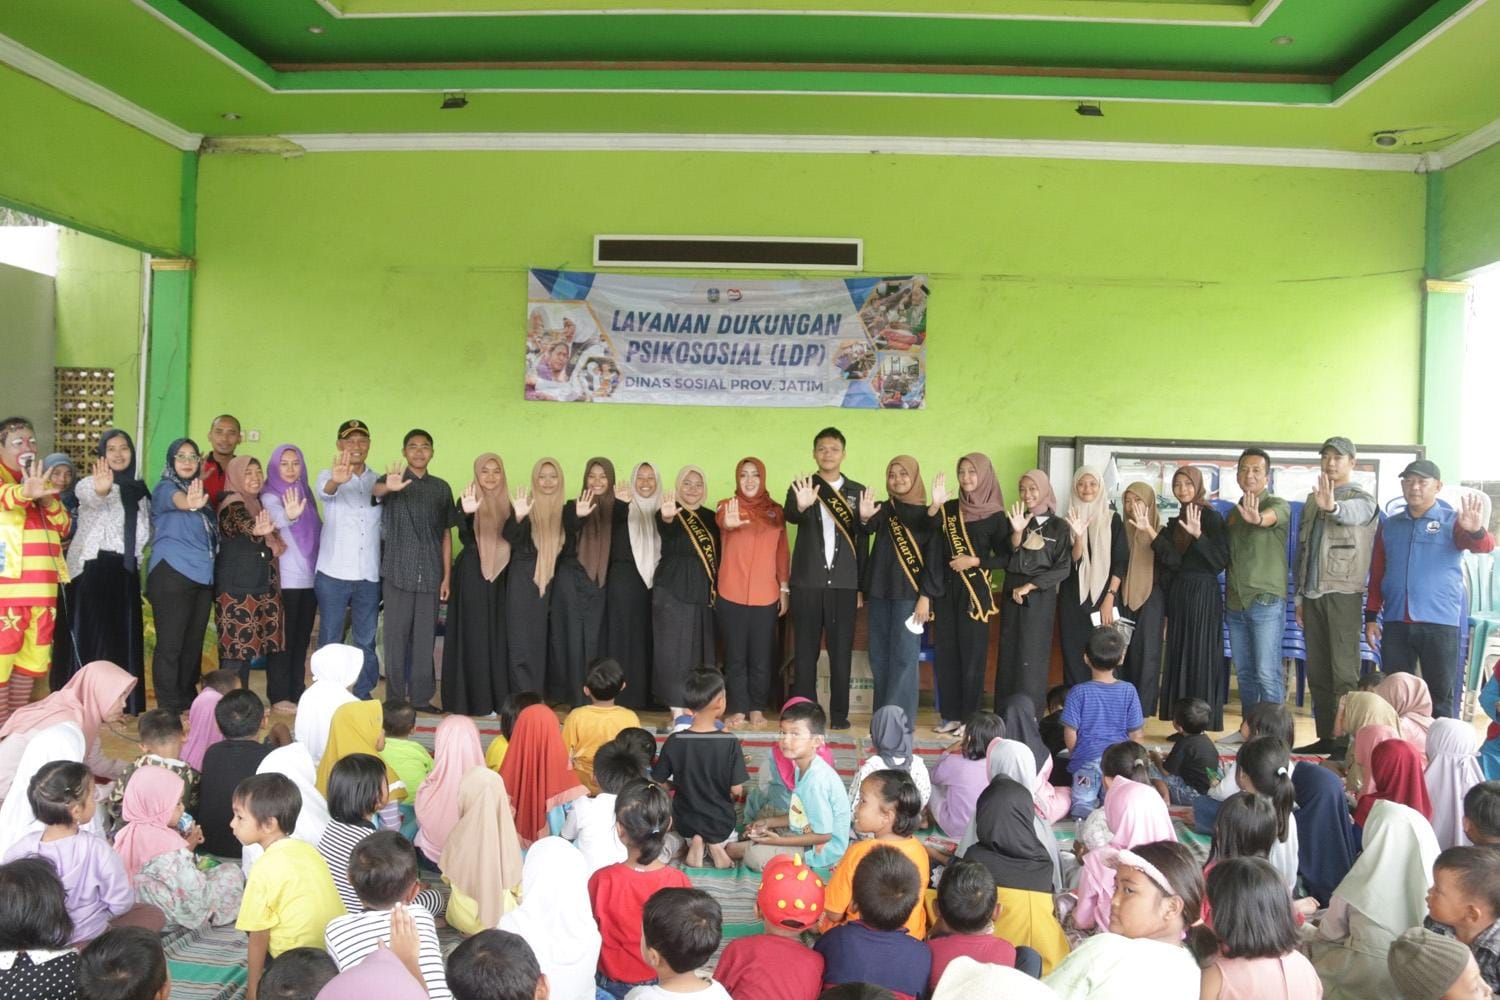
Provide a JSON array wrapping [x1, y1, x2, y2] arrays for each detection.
[[1038, 436, 1426, 516]]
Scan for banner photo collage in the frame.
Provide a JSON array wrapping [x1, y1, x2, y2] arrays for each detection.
[[525, 269, 927, 409]]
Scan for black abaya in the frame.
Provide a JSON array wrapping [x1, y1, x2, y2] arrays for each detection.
[[922, 509, 1006, 725], [442, 510, 509, 715], [1057, 512, 1128, 687], [548, 501, 624, 707], [65, 551, 146, 714], [502, 516, 551, 698], [996, 515, 1071, 711], [1152, 505, 1230, 729], [604, 523, 653, 710]]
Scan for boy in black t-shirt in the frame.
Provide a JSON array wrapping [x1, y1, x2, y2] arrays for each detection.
[[1150, 697, 1220, 806], [651, 669, 748, 870]]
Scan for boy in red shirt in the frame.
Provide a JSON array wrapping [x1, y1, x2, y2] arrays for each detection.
[[926, 860, 1018, 991], [714, 854, 826, 1000]]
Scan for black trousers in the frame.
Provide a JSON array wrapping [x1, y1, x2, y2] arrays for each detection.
[[1382, 621, 1461, 718], [790, 586, 857, 725], [266, 587, 315, 704], [146, 561, 213, 714], [719, 598, 779, 716], [932, 587, 989, 724], [996, 586, 1058, 711]]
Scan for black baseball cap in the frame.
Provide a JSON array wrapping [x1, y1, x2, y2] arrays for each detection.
[[1320, 436, 1356, 457], [337, 419, 370, 440], [1400, 459, 1441, 480]]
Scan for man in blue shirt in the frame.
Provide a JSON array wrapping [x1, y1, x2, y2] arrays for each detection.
[[1062, 627, 1145, 818], [314, 420, 384, 699]]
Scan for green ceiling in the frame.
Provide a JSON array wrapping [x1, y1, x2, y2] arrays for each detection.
[[0, 0, 1496, 152]]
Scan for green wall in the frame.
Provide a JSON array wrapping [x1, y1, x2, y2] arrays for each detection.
[[0, 260, 56, 450], [1434, 143, 1500, 278], [188, 150, 1425, 495], [54, 229, 144, 440], [0, 63, 185, 256]]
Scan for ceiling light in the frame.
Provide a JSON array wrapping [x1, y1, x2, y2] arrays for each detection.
[[221, 112, 241, 120], [1272, 35, 1294, 45], [1075, 103, 1103, 118], [307, 25, 326, 34], [441, 92, 469, 110]]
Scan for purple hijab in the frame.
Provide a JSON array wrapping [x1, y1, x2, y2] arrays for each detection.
[[181, 687, 224, 771], [261, 443, 321, 561]]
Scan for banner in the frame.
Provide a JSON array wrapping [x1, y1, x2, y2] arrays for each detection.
[[525, 269, 927, 408]]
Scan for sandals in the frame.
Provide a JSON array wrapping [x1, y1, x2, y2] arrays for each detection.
[[933, 720, 960, 735]]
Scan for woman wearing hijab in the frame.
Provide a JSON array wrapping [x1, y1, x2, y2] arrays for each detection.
[[997, 469, 1072, 710], [1426, 717, 1485, 848], [1058, 467, 1127, 687], [961, 773, 1070, 973], [1375, 672, 1435, 762], [213, 455, 285, 688], [745, 695, 838, 819], [506, 457, 565, 698], [957, 738, 1064, 892], [1152, 465, 1230, 728], [549, 457, 620, 706], [252, 741, 330, 851], [61, 430, 150, 711], [1338, 691, 1401, 794], [40, 452, 79, 527], [145, 437, 217, 715], [715, 457, 789, 728], [440, 766, 525, 935], [260, 444, 320, 713], [652, 466, 721, 717], [860, 456, 933, 732], [1353, 738, 1432, 828], [605, 462, 660, 710], [1292, 761, 1358, 907], [294, 643, 361, 766], [1115, 482, 1167, 716], [0, 659, 134, 801], [115, 767, 244, 930], [919, 454, 1006, 733], [443, 453, 512, 717], [500, 703, 588, 847], [414, 715, 485, 865], [996, 695, 1071, 822], [500, 836, 603, 1000], [1072, 777, 1177, 933], [848, 706, 933, 825], [1309, 798, 1441, 1000]]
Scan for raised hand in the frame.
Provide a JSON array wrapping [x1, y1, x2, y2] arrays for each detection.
[[91, 457, 113, 497], [660, 490, 679, 521], [460, 481, 480, 514], [1007, 500, 1030, 535], [793, 476, 817, 512], [574, 488, 596, 518], [251, 509, 275, 537], [384, 461, 410, 492], [1065, 506, 1090, 539], [512, 489, 532, 520], [329, 449, 353, 486], [930, 472, 949, 508], [18, 460, 58, 502], [1315, 473, 1336, 512], [1181, 502, 1202, 539], [1460, 492, 1487, 534], [283, 486, 306, 522], [614, 482, 633, 503], [1127, 502, 1156, 537], [723, 497, 745, 529], [185, 479, 208, 510], [1237, 490, 1262, 526], [184, 823, 205, 850], [380, 902, 423, 983], [858, 487, 880, 522]]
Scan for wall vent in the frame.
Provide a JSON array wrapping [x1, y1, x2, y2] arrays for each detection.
[[593, 235, 862, 271]]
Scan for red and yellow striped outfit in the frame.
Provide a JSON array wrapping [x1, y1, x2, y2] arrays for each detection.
[[0, 461, 71, 697]]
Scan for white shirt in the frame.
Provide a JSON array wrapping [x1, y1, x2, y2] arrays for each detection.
[[66, 483, 150, 578], [315, 467, 381, 582], [625, 981, 733, 1000], [561, 793, 629, 873], [818, 475, 845, 569]]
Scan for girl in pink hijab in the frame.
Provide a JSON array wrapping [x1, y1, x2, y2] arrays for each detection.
[[115, 767, 244, 930], [997, 470, 1072, 710], [0, 660, 135, 799], [414, 715, 486, 864], [1072, 777, 1177, 932], [1375, 673, 1434, 763]]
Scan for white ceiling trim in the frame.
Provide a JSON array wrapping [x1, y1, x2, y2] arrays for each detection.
[[311, 0, 1284, 25], [0, 32, 201, 150], [1331, 0, 1489, 107], [1421, 114, 1500, 170], [281, 130, 1423, 171]]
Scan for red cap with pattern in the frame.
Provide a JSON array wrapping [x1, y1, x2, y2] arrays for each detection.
[[757, 853, 826, 931]]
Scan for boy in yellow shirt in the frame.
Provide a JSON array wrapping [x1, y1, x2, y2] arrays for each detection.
[[561, 659, 640, 792], [232, 773, 345, 1000]]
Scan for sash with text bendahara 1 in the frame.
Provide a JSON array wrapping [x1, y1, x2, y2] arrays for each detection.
[[887, 508, 925, 595], [943, 499, 998, 622], [678, 505, 719, 605], [816, 478, 857, 555]]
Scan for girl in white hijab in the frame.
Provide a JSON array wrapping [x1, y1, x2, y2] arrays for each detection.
[[1425, 717, 1485, 849], [0, 722, 87, 856], [294, 644, 362, 765], [499, 836, 602, 1000]]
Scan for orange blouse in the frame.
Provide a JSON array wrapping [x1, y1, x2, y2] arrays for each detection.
[[715, 500, 790, 606]]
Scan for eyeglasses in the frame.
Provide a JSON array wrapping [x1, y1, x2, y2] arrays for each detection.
[[174, 452, 200, 462]]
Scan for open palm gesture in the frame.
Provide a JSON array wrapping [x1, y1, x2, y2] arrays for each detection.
[[660, 490, 679, 521], [385, 461, 410, 492], [184, 479, 208, 510], [283, 486, 307, 522], [1007, 500, 1030, 535], [930, 472, 949, 508], [858, 488, 880, 522], [251, 509, 275, 537], [1065, 506, 1090, 539], [574, 488, 596, 518], [329, 449, 354, 486], [1460, 493, 1486, 534], [723, 497, 745, 529], [1181, 502, 1203, 538], [512, 489, 532, 520], [460, 482, 480, 514], [792, 476, 818, 512], [1238, 490, 1262, 526]]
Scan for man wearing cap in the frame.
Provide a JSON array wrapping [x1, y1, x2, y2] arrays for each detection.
[[1292, 437, 1379, 755], [314, 420, 384, 699], [1367, 460, 1494, 718]]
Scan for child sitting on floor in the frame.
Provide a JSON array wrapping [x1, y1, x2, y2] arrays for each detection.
[[114, 766, 244, 931], [1423, 845, 1500, 993], [926, 711, 1004, 841], [926, 860, 1018, 992], [714, 854, 826, 1000], [232, 773, 345, 1000], [256, 947, 339, 1000], [729, 700, 851, 873], [1465, 782, 1500, 846], [1062, 627, 1144, 820], [652, 669, 747, 869], [814, 846, 932, 999], [447, 929, 549, 1000], [486, 691, 543, 773], [563, 739, 638, 872], [379, 698, 433, 835], [1076, 740, 1151, 852], [1388, 925, 1491, 1000], [324, 830, 450, 997], [199, 689, 275, 858], [627, 888, 731, 1000], [0, 857, 81, 997], [181, 668, 239, 772], [563, 659, 642, 794], [78, 926, 170, 1000], [1149, 697, 1219, 806], [103, 708, 200, 837], [1, 761, 163, 945], [613, 728, 659, 771], [1194, 701, 1296, 833], [824, 770, 929, 939], [848, 706, 932, 831], [588, 781, 692, 999]]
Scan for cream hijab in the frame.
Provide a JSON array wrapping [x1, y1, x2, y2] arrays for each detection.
[[529, 458, 565, 596], [471, 453, 512, 583], [1334, 798, 1440, 932], [626, 461, 662, 587], [440, 767, 525, 928], [1071, 466, 1113, 605]]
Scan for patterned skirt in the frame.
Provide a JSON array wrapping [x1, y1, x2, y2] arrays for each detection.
[[215, 588, 285, 660]]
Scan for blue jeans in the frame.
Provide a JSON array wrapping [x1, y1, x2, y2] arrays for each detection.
[[314, 572, 382, 699], [866, 597, 920, 732], [596, 974, 655, 1000], [1225, 595, 1285, 710], [1192, 792, 1222, 834], [1069, 759, 1103, 819]]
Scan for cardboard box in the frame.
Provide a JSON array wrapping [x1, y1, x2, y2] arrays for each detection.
[[815, 651, 876, 718]]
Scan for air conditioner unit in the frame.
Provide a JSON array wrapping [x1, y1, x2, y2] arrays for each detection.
[[593, 235, 863, 271]]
